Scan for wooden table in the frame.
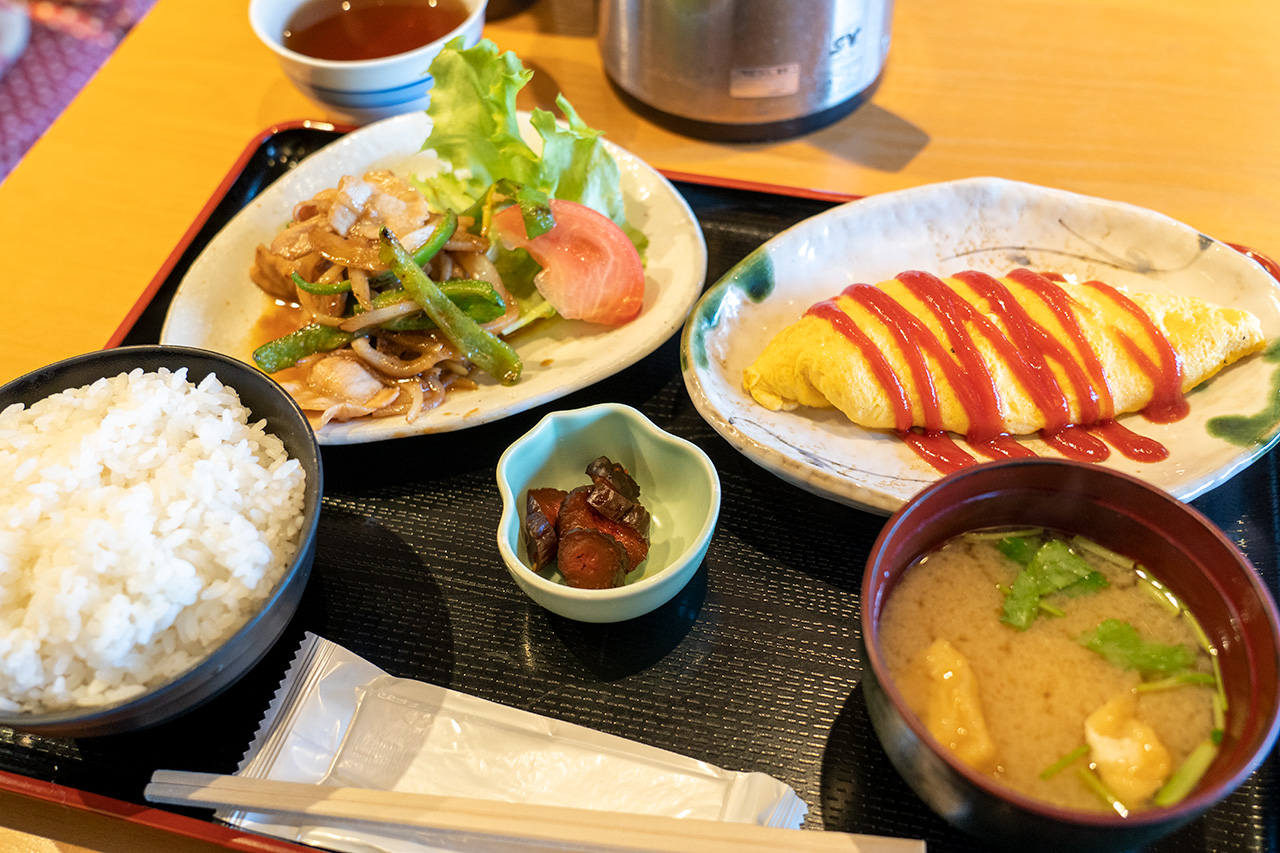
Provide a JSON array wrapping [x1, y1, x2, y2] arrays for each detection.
[[0, 0, 1277, 849], [2, 0, 1279, 389]]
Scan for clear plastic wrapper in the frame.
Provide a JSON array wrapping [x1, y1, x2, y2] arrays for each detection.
[[223, 633, 809, 852]]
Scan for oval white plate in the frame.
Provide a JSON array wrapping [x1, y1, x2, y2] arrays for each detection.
[[682, 177, 1280, 515], [161, 112, 707, 445]]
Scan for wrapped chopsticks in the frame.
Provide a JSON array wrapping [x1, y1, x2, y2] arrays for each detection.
[[145, 770, 925, 853]]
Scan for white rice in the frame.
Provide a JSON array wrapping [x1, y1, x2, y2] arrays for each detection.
[[0, 367, 308, 714]]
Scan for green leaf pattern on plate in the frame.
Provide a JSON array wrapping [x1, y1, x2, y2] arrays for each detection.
[[1206, 338, 1280, 447]]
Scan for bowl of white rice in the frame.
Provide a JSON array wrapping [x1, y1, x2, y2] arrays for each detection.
[[0, 345, 322, 737]]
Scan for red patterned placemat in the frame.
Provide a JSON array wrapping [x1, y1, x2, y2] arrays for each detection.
[[0, 0, 157, 181]]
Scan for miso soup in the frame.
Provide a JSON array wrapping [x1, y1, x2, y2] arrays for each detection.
[[878, 527, 1222, 815]]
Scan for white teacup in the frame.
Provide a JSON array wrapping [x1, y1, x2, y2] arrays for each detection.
[[249, 0, 487, 125]]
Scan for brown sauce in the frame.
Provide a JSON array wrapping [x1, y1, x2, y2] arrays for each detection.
[[805, 269, 1183, 473], [282, 0, 470, 62], [249, 301, 305, 353]]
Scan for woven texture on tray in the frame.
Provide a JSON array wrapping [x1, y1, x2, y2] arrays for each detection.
[[0, 153, 1273, 853], [4, 350, 1274, 853]]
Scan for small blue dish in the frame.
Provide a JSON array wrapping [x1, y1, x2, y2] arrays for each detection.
[[496, 403, 720, 623]]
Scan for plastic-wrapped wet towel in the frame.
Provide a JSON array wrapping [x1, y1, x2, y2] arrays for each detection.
[[223, 633, 808, 852]]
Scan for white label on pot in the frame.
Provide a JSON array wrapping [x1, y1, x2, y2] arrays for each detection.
[[730, 63, 801, 99], [827, 0, 889, 102]]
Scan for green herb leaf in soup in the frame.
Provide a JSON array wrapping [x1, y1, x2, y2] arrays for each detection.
[[1080, 619, 1198, 675]]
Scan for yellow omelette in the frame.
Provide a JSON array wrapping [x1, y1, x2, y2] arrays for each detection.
[[743, 270, 1264, 436]]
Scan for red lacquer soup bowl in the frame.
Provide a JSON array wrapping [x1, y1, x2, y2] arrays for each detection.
[[861, 458, 1280, 853]]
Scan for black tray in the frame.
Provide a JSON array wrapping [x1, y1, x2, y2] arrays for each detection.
[[3, 125, 1275, 853]]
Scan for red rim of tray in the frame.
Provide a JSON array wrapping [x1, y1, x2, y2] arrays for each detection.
[[37, 117, 1280, 849]]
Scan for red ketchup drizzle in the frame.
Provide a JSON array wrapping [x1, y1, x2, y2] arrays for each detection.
[[890, 273, 1039, 465], [1004, 269, 1166, 458], [805, 298, 979, 473], [1086, 420, 1168, 462], [808, 269, 1184, 472], [1005, 269, 1113, 420], [804, 300, 911, 431], [950, 271, 1109, 462], [1081, 279, 1188, 423], [840, 284, 1023, 472]]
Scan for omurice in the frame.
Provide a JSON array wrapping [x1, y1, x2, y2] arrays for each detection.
[[743, 269, 1264, 451]]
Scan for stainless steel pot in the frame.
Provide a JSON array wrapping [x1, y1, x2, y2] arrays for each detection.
[[598, 0, 893, 141]]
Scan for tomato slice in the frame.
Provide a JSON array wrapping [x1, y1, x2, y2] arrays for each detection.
[[490, 199, 645, 325]]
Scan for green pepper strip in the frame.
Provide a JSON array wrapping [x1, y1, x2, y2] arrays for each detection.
[[252, 324, 363, 373], [368, 281, 505, 332], [287, 280, 502, 322], [412, 208, 458, 266], [372, 280, 504, 322], [291, 272, 351, 296], [378, 227, 522, 385], [254, 279, 508, 372], [290, 209, 458, 295]]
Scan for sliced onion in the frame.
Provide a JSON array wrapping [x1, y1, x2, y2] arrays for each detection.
[[298, 287, 346, 322], [455, 250, 502, 288], [316, 264, 346, 284], [402, 381, 426, 423], [339, 300, 420, 332], [311, 227, 384, 271], [444, 231, 489, 253], [455, 253, 521, 334], [350, 336, 455, 379], [400, 224, 436, 253], [421, 373, 448, 411], [431, 253, 454, 281], [348, 267, 373, 312]]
